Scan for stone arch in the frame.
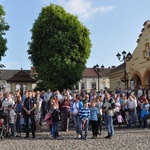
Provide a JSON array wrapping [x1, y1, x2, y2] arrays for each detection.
[[143, 67, 150, 87], [131, 70, 143, 88]]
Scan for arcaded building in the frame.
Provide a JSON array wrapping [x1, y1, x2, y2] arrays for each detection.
[[109, 20, 150, 91]]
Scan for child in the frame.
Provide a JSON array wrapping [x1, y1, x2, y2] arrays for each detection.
[[47, 98, 54, 137], [140, 99, 149, 128], [95, 96, 103, 135], [79, 100, 90, 140], [51, 103, 60, 140], [125, 111, 132, 129], [0, 118, 4, 127], [90, 102, 99, 139], [117, 112, 124, 129], [8, 105, 17, 137]]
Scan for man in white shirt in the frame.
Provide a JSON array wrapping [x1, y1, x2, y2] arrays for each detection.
[[43, 89, 52, 115], [55, 90, 63, 102], [137, 86, 143, 99], [127, 92, 137, 125]]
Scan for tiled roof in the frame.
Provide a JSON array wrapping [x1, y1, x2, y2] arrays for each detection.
[[0, 68, 112, 82], [0, 69, 29, 80], [7, 70, 35, 83], [109, 63, 124, 74], [0, 69, 35, 82], [83, 68, 113, 77]]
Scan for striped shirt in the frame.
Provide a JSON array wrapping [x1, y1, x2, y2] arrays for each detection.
[[2, 99, 15, 114], [79, 107, 90, 121]]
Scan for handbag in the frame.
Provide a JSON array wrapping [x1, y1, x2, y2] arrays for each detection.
[[44, 113, 51, 121], [44, 113, 52, 127]]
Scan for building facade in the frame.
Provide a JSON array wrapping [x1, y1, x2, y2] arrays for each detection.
[[0, 67, 112, 93], [109, 20, 150, 91], [77, 67, 112, 93]]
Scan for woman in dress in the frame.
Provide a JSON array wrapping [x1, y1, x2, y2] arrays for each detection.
[[61, 95, 71, 131], [34, 91, 42, 132]]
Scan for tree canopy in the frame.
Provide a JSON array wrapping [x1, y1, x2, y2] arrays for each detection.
[[28, 4, 92, 91], [0, 5, 9, 66]]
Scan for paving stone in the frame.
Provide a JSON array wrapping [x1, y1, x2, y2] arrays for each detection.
[[0, 125, 150, 150]]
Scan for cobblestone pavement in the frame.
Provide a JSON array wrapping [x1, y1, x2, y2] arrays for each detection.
[[0, 126, 150, 150]]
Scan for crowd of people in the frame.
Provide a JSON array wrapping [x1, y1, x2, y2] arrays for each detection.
[[0, 86, 150, 140]]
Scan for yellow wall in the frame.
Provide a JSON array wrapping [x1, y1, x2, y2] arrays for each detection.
[[127, 20, 150, 88], [109, 69, 124, 91], [109, 20, 150, 91]]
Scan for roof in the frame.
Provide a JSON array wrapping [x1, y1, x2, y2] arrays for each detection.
[[109, 63, 124, 74], [82, 68, 113, 77], [0, 69, 30, 80], [7, 70, 35, 83]]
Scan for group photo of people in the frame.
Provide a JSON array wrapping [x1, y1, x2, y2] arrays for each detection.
[[0, 86, 150, 140]]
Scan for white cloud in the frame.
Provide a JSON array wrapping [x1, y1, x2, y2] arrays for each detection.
[[39, 0, 115, 19]]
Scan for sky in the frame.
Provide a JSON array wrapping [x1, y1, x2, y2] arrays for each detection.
[[0, 0, 150, 70]]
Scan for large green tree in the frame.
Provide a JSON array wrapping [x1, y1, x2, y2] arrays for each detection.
[[28, 4, 92, 90], [0, 5, 9, 67]]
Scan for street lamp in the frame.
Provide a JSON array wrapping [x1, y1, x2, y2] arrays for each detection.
[[116, 51, 132, 88], [93, 64, 104, 92]]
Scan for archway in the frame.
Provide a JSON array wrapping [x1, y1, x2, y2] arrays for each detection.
[[131, 71, 143, 89], [143, 68, 150, 88]]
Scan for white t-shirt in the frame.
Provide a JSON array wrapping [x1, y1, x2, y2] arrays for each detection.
[[128, 99, 137, 109], [137, 89, 143, 98], [2, 99, 15, 114], [115, 102, 120, 112], [44, 92, 52, 102], [73, 102, 79, 114], [117, 115, 123, 123], [9, 110, 16, 124]]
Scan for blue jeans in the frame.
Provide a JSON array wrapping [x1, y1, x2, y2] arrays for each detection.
[[49, 124, 54, 136], [9, 123, 15, 136], [126, 120, 131, 129], [82, 119, 89, 138], [44, 101, 48, 113], [52, 122, 59, 138], [104, 114, 114, 136], [73, 115, 82, 136], [141, 115, 148, 128], [129, 108, 137, 125], [16, 114, 21, 134]]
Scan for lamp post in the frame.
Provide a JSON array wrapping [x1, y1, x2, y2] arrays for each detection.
[[116, 51, 132, 88], [93, 64, 104, 92]]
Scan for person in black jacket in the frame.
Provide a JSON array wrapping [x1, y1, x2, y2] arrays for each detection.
[[51, 103, 60, 139], [23, 90, 36, 138]]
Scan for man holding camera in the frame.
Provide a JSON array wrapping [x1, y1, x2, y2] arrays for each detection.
[[103, 92, 115, 139]]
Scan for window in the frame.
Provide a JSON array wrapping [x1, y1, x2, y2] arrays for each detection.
[[101, 79, 106, 90], [147, 48, 150, 57], [91, 82, 96, 90], [118, 81, 121, 88], [81, 83, 85, 90], [145, 34, 148, 40], [143, 43, 150, 60]]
